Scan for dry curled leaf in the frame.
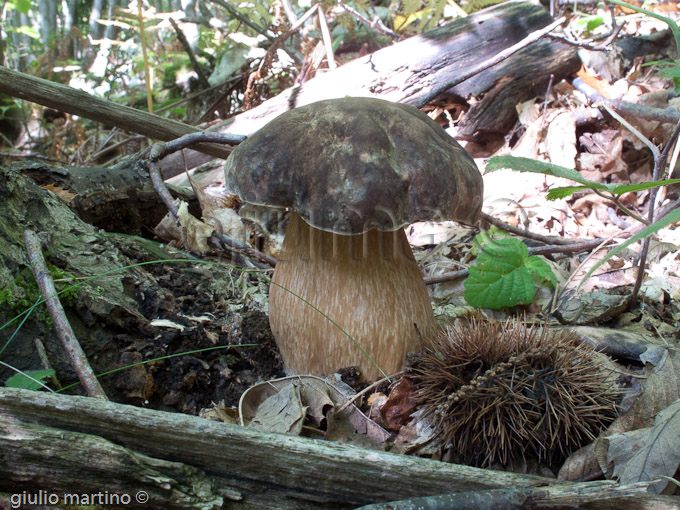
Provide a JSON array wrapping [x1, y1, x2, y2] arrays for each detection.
[[238, 376, 390, 447]]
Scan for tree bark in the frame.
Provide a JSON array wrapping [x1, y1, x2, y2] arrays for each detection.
[[0, 387, 567, 509]]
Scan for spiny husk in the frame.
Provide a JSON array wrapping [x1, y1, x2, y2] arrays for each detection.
[[411, 318, 619, 467]]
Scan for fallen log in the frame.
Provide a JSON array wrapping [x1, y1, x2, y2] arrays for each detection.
[[0, 1, 579, 179], [166, 0, 580, 177], [217, 0, 579, 137], [0, 387, 654, 510]]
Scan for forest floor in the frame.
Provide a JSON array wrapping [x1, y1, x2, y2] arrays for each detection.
[[1, 3, 680, 504]]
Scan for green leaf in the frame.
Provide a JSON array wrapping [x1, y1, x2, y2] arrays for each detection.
[[579, 207, 680, 287], [488, 157, 680, 200], [5, 369, 54, 390], [575, 14, 604, 32], [610, 179, 680, 195], [15, 26, 40, 39], [16, 0, 31, 14], [546, 186, 591, 200], [464, 237, 555, 309], [486, 156, 611, 191], [525, 256, 557, 287]]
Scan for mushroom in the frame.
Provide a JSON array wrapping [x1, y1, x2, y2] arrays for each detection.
[[224, 97, 483, 380]]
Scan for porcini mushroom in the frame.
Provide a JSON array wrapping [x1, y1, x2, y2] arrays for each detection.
[[225, 97, 483, 380]]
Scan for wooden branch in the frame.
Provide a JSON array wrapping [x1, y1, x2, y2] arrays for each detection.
[[23, 230, 107, 399], [0, 387, 566, 509], [0, 66, 234, 159]]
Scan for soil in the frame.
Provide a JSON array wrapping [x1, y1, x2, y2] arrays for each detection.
[[108, 242, 285, 414]]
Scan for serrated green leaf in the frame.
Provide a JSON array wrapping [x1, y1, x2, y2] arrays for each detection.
[[464, 236, 557, 309], [525, 255, 557, 287], [5, 369, 54, 390], [465, 265, 536, 309], [479, 237, 528, 265], [656, 66, 680, 79], [464, 237, 532, 309], [486, 156, 612, 191]]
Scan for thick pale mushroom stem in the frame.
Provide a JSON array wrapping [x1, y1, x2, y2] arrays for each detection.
[[269, 212, 437, 380]]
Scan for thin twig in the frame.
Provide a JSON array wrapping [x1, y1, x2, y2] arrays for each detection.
[[600, 103, 659, 159], [336, 0, 399, 39], [212, 0, 274, 40], [629, 120, 680, 307], [0, 152, 64, 163], [336, 373, 399, 414], [211, 231, 277, 268], [148, 132, 247, 222], [35, 337, 61, 389], [169, 17, 210, 89], [24, 230, 108, 399], [422, 238, 611, 286], [317, 5, 337, 71], [481, 211, 576, 246], [591, 187, 649, 225], [540, 74, 554, 131], [546, 21, 624, 51], [149, 145, 180, 221], [573, 77, 680, 124]]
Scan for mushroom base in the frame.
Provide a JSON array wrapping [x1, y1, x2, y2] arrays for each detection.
[[269, 212, 437, 380]]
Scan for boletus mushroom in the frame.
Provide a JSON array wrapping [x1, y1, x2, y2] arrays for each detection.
[[225, 97, 483, 380]]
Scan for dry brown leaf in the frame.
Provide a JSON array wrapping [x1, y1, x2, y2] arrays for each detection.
[[558, 442, 604, 481], [612, 350, 680, 435], [238, 376, 390, 446], [41, 183, 78, 202], [380, 377, 417, 432], [614, 400, 680, 494], [153, 200, 213, 254], [186, 168, 248, 242], [242, 380, 307, 435], [544, 111, 577, 169], [585, 350, 680, 479]]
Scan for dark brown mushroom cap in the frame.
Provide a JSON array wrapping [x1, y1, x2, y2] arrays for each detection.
[[224, 97, 483, 234]]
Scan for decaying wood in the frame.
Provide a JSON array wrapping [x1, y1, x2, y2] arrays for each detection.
[[1, 414, 224, 510], [355, 481, 650, 510], [214, 0, 579, 137], [0, 387, 654, 510], [12, 159, 171, 235]]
